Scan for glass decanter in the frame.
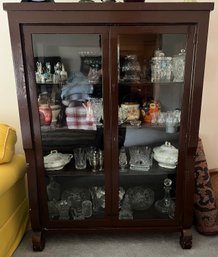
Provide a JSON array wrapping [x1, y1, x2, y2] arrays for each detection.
[[155, 178, 174, 215]]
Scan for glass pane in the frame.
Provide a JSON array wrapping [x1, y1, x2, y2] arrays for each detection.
[[117, 33, 187, 220], [32, 34, 105, 221]]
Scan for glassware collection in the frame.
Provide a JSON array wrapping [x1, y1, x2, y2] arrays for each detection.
[[36, 61, 68, 84], [121, 48, 186, 83], [46, 176, 174, 220], [36, 42, 183, 222], [35, 48, 185, 131]]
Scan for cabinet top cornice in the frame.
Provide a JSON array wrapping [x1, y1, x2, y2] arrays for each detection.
[[3, 2, 214, 12]]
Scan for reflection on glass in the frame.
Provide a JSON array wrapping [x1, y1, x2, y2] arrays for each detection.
[[32, 34, 105, 220], [118, 33, 186, 220]]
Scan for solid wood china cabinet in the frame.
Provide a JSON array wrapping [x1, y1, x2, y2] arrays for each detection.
[[4, 2, 213, 251]]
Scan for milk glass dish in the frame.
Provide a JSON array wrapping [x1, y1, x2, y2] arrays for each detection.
[[153, 141, 178, 169], [43, 150, 73, 171]]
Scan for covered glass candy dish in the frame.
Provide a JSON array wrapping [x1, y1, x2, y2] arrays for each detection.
[[153, 141, 178, 169], [43, 150, 73, 171]]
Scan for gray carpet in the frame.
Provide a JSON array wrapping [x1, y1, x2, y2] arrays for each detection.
[[13, 228, 218, 257]]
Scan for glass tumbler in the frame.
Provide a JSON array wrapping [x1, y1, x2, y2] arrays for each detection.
[[74, 148, 87, 170]]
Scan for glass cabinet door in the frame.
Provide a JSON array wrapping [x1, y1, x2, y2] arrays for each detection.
[[112, 27, 193, 221], [27, 29, 111, 223]]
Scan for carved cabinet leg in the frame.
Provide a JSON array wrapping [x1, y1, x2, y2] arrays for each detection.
[[180, 228, 192, 249], [32, 231, 45, 251]]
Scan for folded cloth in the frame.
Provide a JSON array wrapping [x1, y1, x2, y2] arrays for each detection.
[[194, 138, 218, 235], [65, 105, 96, 130], [61, 72, 93, 100]]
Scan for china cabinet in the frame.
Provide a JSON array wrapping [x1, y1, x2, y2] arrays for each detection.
[[3, 2, 213, 250]]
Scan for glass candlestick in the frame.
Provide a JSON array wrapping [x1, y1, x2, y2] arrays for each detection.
[[155, 178, 174, 214], [98, 150, 104, 172], [91, 150, 99, 173]]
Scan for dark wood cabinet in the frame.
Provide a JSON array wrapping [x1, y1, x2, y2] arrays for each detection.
[[3, 2, 214, 250]]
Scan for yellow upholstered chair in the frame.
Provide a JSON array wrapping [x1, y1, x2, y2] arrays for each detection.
[[0, 124, 29, 257]]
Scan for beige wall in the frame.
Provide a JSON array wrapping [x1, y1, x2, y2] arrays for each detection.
[[0, 0, 217, 168]]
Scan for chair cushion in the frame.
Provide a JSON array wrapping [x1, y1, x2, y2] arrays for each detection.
[[0, 154, 26, 196], [0, 124, 17, 164]]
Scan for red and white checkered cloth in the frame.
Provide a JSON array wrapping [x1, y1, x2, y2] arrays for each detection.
[[65, 105, 96, 130]]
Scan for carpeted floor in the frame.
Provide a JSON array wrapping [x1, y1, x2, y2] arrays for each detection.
[[13, 228, 218, 257]]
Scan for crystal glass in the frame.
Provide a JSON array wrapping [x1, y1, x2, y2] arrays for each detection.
[[126, 186, 155, 211], [46, 177, 60, 201], [48, 199, 59, 220], [73, 148, 87, 170], [165, 111, 180, 133], [98, 150, 104, 172], [129, 146, 153, 171], [82, 200, 93, 218], [90, 150, 99, 172], [122, 55, 141, 82], [172, 49, 186, 82], [119, 195, 133, 220], [119, 146, 128, 171], [155, 178, 175, 216], [86, 146, 96, 166], [58, 200, 71, 220], [90, 97, 103, 126], [90, 186, 105, 212], [151, 56, 172, 82]]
